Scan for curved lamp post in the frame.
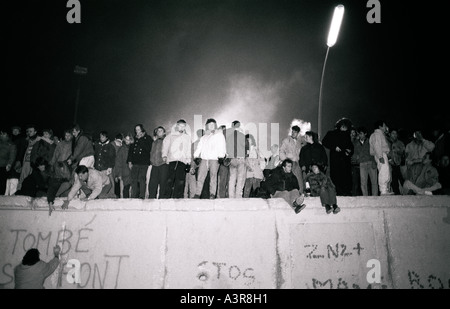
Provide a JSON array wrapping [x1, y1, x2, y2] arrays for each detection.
[[318, 5, 344, 139]]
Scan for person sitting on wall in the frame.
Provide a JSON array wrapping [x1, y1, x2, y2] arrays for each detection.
[[304, 163, 340, 214], [15, 157, 50, 198], [14, 245, 61, 289], [65, 165, 113, 208], [402, 152, 442, 195], [262, 158, 306, 214]]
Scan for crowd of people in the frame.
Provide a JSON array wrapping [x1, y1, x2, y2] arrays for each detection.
[[1, 117, 449, 215]]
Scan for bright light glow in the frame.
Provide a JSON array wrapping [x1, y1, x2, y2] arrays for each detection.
[[327, 5, 344, 47], [289, 119, 311, 137]]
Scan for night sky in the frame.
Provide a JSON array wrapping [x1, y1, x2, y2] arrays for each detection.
[[3, 0, 444, 143]]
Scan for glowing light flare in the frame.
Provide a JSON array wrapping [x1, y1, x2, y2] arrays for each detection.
[[327, 5, 345, 47], [289, 119, 311, 137]]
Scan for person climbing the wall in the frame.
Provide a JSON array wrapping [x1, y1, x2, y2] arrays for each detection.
[[14, 245, 61, 289]]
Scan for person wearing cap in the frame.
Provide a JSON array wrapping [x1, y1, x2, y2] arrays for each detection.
[[193, 118, 226, 199]]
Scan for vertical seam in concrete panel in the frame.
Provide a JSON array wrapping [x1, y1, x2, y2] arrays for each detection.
[[274, 218, 284, 289], [162, 224, 168, 289], [383, 210, 396, 289]]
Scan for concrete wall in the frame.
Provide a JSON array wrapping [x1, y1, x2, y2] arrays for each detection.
[[0, 195, 449, 289]]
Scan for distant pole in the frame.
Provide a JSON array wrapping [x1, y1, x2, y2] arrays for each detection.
[[73, 65, 88, 124], [318, 46, 330, 140], [318, 5, 344, 140]]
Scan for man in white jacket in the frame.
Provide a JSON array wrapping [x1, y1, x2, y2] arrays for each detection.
[[369, 120, 393, 195], [66, 165, 112, 202], [162, 120, 191, 198], [193, 118, 226, 199]]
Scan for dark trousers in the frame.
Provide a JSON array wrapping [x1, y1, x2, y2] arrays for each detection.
[[0, 167, 7, 195], [148, 164, 168, 199], [200, 171, 210, 198], [123, 184, 131, 198], [391, 165, 404, 195], [320, 187, 337, 206], [114, 179, 121, 197], [218, 164, 229, 198], [351, 164, 362, 196], [330, 161, 352, 196], [164, 161, 187, 199], [131, 164, 149, 199]]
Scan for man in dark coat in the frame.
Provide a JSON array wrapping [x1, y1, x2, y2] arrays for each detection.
[[322, 118, 354, 196], [127, 124, 153, 199]]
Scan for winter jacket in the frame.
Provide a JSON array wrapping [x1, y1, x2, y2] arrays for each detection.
[[264, 165, 300, 195], [50, 140, 72, 166], [322, 129, 354, 163], [194, 130, 226, 160], [353, 138, 376, 164], [162, 131, 191, 164], [94, 139, 116, 171], [68, 168, 110, 201], [127, 133, 153, 166], [0, 140, 16, 168], [369, 129, 390, 160], [71, 133, 95, 164], [150, 137, 166, 167], [408, 163, 439, 189], [299, 142, 328, 172], [405, 139, 435, 165], [14, 258, 59, 289], [30, 137, 56, 165], [280, 136, 303, 162], [114, 145, 131, 185], [305, 172, 335, 197]]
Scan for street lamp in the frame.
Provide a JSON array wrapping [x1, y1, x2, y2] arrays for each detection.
[[73, 65, 88, 124], [318, 5, 344, 139]]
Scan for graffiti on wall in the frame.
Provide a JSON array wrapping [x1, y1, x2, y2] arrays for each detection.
[[196, 261, 256, 287], [0, 215, 129, 289]]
